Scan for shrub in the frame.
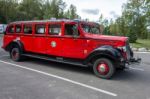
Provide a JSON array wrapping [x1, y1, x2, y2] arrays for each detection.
[[127, 32, 137, 43]]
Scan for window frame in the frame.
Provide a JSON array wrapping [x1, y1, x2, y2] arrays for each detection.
[[81, 23, 101, 35], [7, 25, 15, 34], [15, 24, 22, 34], [23, 24, 33, 35], [48, 23, 62, 36], [64, 23, 80, 37], [35, 24, 46, 35]]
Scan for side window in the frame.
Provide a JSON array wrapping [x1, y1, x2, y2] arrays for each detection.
[[49, 24, 61, 35], [7, 25, 14, 33], [65, 24, 79, 36], [23, 24, 32, 34], [15, 25, 22, 33], [35, 24, 46, 34]]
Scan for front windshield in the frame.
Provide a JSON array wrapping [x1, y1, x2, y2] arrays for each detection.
[[81, 23, 100, 34]]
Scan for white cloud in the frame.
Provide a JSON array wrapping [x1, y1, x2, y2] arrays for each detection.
[[82, 9, 100, 15], [63, 0, 127, 21]]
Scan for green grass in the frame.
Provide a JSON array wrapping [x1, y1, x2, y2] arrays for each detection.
[[130, 39, 150, 49]]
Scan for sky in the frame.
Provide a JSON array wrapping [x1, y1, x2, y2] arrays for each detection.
[[63, 0, 128, 21]]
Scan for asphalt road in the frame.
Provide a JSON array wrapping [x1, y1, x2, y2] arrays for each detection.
[[0, 35, 150, 99]]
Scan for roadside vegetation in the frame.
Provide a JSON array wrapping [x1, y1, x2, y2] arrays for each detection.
[[0, 0, 80, 23], [100, 0, 150, 43], [130, 39, 150, 49]]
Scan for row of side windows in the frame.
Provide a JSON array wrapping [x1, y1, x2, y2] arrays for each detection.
[[7, 24, 61, 35]]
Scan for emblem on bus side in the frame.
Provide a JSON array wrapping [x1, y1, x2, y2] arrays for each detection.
[[51, 41, 56, 48]]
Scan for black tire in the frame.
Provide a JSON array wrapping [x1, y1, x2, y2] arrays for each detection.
[[10, 47, 23, 62], [93, 58, 116, 79]]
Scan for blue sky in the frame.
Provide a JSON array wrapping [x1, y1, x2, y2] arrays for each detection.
[[63, 0, 128, 21]]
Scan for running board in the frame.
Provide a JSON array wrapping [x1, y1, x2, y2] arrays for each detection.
[[22, 53, 87, 67]]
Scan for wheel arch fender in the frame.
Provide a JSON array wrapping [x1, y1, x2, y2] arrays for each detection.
[[84, 45, 122, 66], [6, 40, 25, 53]]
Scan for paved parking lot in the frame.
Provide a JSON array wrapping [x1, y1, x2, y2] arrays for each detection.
[[0, 35, 150, 99]]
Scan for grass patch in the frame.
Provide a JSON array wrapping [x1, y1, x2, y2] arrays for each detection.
[[130, 39, 150, 49]]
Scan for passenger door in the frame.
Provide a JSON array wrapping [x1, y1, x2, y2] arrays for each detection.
[[33, 24, 47, 54], [62, 24, 87, 59], [46, 23, 62, 56]]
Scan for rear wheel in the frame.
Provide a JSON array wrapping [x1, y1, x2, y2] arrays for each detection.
[[93, 58, 116, 79], [10, 47, 23, 62]]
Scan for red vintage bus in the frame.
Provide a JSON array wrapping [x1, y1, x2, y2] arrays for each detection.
[[2, 19, 141, 79]]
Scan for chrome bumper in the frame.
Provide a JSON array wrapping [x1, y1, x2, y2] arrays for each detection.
[[125, 57, 142, 68]]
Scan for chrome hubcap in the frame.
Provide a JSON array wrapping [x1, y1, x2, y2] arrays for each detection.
[[98, 64, 106, 72], [97, 62, 109, 75]]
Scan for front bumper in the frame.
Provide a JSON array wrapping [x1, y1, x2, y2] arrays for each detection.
[[117, 57, 142, 69], [127, 57, 141, 64], [125, 57, 142, 68]]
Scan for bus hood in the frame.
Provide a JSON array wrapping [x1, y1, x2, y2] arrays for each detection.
[[84, 34, 128, 42]]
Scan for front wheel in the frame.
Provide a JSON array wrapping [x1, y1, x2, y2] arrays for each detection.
[[93, 58, 116, 79]]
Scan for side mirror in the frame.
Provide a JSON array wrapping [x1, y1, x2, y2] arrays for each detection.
[[73, 24, 78, 38]]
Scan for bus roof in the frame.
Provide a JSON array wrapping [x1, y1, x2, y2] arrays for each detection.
[[9, 19, 99, 25], [9, 19, 77, 24]]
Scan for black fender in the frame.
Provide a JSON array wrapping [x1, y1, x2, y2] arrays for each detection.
[[84, 45, 123, 67], [5, 40, 25, 53]]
